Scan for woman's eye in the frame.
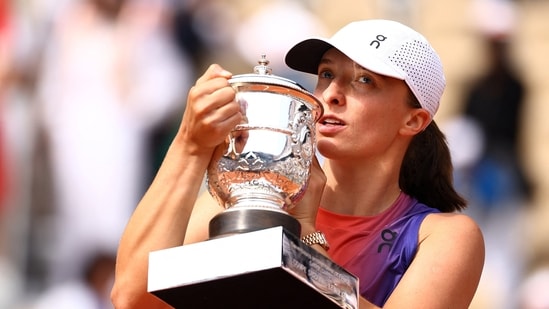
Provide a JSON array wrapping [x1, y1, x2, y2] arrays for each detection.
[[357, 76, 372, 84], [319, 70, 333, 79]]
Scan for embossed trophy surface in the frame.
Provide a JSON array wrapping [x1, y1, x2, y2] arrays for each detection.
[[147, 56, 359, 309]]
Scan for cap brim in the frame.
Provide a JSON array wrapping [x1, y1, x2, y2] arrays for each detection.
[[285, 38, 334, 75], [285, 38, 405, 81]]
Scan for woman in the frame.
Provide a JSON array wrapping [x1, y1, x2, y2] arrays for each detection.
[[111, 19, 484, 308]]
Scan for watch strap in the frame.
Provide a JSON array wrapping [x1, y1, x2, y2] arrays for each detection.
[[301, 231, 330, 250]]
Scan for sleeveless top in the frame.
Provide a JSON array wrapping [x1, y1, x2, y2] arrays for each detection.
[[316, 192, 440, 307]]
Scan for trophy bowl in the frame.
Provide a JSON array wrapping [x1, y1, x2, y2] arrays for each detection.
[[207, 56, 323, 238]]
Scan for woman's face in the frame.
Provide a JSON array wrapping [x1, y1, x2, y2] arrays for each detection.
[[313, 48, 412, 161]]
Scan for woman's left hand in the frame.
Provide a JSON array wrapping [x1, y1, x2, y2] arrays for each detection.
[[289, 156, 326, 235]]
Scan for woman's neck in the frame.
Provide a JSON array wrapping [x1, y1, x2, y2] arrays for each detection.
[[320, 159, 402, 216]]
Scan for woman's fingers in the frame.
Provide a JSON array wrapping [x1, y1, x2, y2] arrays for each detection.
[[178, 64, 242, 153]]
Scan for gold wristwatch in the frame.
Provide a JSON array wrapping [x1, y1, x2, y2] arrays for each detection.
[[301, 231, 330, 251]]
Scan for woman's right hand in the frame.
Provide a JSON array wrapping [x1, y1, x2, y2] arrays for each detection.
[[176, 64, 242, 158]]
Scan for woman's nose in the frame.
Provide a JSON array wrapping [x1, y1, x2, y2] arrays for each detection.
[[319, 81, 345, 106]]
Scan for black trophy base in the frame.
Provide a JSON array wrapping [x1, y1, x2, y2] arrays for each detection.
[[209, 208, 301, 238], [152, 267, 339, 309], [148, 227, 358, 309]]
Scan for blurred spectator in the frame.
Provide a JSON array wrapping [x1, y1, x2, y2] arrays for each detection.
[[449, 0, 532, 216], [31, 251, 116, 309], [446, 2, 533, 308], [462, 35, 531, 211], [171, 0, 210, 72], [0, 0, 11, 213], [35, 0, 191, 285], [171, 0, 242, 74], [1, 0, 47, 306], [0, 0, 15, 300]]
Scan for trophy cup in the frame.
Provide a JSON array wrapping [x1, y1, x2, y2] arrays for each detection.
[[147, 56, 359, 308]]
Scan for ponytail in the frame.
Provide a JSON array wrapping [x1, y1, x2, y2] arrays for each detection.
[[400, 95, 467, 212]]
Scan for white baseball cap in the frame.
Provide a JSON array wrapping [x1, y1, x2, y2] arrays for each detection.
[[285, 19, 445, 118]]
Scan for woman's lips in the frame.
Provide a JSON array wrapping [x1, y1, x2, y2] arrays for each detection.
[[317, 116, 345, 135]]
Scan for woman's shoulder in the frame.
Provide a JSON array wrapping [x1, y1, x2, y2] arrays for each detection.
[[385, 212, 485, 307], [423, 212, 482, 232], [419, 211, 485, 253]]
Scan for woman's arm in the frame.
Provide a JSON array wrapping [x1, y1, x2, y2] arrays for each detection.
[[111, 64, 240, 309]]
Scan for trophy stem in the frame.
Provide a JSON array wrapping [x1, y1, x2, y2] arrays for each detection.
[[209, 208, 301, 239]]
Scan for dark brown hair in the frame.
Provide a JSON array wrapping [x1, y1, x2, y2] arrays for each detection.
[[399, 94, 467, 212]]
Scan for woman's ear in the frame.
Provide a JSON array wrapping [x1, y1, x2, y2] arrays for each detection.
[[400, 108, 431, 136]]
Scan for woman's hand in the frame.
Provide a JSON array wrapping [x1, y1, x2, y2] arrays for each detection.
[[176, 64, 242, 158], [289, 156, 326, 235]]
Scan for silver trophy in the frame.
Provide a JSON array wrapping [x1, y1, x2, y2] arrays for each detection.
[[147, 56, 358, 309], [206, 55, 321, 239]]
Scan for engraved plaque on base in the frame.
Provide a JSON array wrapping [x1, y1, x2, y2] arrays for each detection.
[[148, 227, 359, 309]]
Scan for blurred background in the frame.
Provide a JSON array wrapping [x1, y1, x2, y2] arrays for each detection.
[[0, 0, 548, 308]]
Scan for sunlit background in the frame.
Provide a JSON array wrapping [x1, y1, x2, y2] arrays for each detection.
[[1, 0, 548, 308]]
